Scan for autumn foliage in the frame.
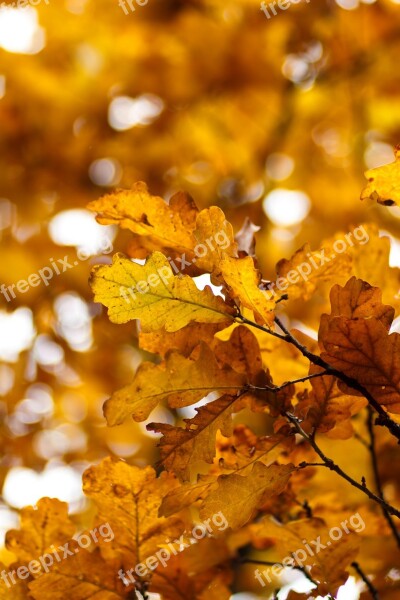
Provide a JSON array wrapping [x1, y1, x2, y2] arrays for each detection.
[[1, 1, 400, 599]]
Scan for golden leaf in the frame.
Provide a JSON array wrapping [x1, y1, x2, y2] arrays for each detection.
[[199, 462, 294, 529], [104, 343, 246, 425], [148, 395, 246, 480], [5, 498, 75, 565], [219, 255, 275, 326], [251, 517, 360, 597], [88, 182, 198, 254], [361, 146, 400, 206], [90, 251, 235, 330], [82, 458, 185, 569], [28, 550, 126, 600]]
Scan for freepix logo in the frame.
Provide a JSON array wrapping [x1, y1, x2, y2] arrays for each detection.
[[120, 229, 231, 304], [118, 512, 228, 586], [0, 522, 114, 588], [254, 512, 366, 587]]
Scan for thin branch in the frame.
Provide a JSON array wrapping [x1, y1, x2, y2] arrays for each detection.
[[247, 370, 329, 393], [236, 315, 287, 341], [354, 430, 370, 449], [287, 413, 400, 518], [366, 407, 400, 547], [352, 562, 380, 600]]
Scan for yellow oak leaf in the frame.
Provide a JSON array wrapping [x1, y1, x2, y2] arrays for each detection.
[[199, 462, 294, 529], [88, 181, 198, 254], [361, 146, 400, 206], [0, 564, 29, 599], [82, 458, 186, 569], [159, 474, 218, 519], [90, 251, 235, 331], [193, 206, 237, 272], [28, 550, 127, 600], [274, 242, 351, 302], [251, 517, 360, 597], [350, 225, 400, 311], [5, 498, 75, 565], [89, 185, 237, 277], [104, 343, 246, 425], [139, 322, 224, 357], [219, 255, 275, 326], [151, 547, 232, 600]]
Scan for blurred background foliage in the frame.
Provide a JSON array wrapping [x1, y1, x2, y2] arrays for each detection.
[[0, 0, 399, 582]]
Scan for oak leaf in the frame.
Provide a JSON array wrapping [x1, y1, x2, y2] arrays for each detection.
[[193, 206, 237, 273], [139, 322, 224, 357], [199, 462, 294, 529], [5, 498, 75, 565], [361, 146, 400, 206], [88, 182, 198, 255], [90, 251, 235, 330], [319, 276, 394, 349], [104, 343, 246, 425], [28, 550, 126, 600], [251, 517, 360, 597], [82, 458, 185, 568], [320, 317, 400, 413], [148, 394, 246, 480], [219, 255, 275, 326], [274, 242, 351, 302], [295, 365, 367, 439]]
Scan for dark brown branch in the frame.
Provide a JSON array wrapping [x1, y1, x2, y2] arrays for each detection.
[[366, 407, 400, 547], [352, 562, 380, 600], [247, 370, 329, 393], [289, 414, 400, 518]]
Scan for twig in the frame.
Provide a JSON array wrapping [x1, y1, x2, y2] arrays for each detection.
[[289, 414, 400, 518], [366, 407, 400, 547], [247, 370, 329, 393], [352, 562, 380, 600], [354, 430, 370, 449], [236, 315, 287, 341]]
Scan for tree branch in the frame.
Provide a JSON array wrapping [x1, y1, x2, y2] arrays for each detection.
[[352, 561, 380, 600], [289, 413, 400, 518], [366, 407, 400, 547]]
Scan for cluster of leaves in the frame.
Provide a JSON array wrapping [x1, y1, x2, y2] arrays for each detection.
[[3, 155, 400, 599]]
